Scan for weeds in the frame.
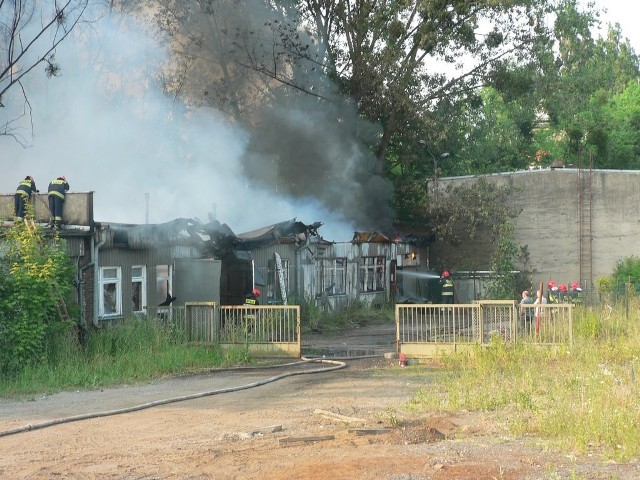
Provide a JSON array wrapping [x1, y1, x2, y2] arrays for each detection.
[[408, 302, 640, 461], [0, 318, 251, 398]]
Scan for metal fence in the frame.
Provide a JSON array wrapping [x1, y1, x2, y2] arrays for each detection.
[[143, 303, 301, 357], [396, 302, 573, 357]]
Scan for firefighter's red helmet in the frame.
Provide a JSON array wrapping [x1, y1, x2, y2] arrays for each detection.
[[570, 281, 580, 290], [443, 271, 450, 278], [252, 288, 261, 297], [548, 280, 556, 288], [559, 283, 567, 292], [60, 176, 66, 181]]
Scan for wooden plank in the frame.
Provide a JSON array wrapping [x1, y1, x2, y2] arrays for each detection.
[[348, 429, 392, 436], [279, 435, 335, 444], [314, 409, 367, 423]]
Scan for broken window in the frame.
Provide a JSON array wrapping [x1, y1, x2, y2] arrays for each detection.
[[318, 258, 347, 296], [360, 256, 386, 292], [100, 266, 121, 317], [131, 265, 147, 313], [267, 257, 289, 303], [156, 265, 172, 305]]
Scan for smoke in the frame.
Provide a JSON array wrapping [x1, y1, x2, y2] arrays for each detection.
[[0, 3, 395, 241]]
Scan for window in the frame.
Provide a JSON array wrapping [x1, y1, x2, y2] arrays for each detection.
[[156, 264, 172, 304], [267, 257, 289, 303], [360, 257, 386, 292], [100, 267, 122, 317], [131, 266, 147, 312], [317, 258, 347, 296]]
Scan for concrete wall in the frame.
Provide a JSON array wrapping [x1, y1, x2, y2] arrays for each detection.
[[430, 169, 640, 288], [0, 192, 94, 226]]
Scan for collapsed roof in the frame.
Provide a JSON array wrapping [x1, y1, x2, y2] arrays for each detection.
[[98, 217, 323, 258]]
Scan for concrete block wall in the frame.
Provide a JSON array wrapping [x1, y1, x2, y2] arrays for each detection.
[[429, 169, 640, 288], [0, 192, 94, 226]]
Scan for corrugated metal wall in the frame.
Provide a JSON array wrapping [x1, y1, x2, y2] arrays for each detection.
[[250, 240, 416, 310]]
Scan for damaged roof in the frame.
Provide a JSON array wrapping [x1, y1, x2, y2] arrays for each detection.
[[97, 217, 323, 257]]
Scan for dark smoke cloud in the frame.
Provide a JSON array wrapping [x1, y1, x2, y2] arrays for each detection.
[[245, 93, 395, 233], [1, 2, 395, 239]]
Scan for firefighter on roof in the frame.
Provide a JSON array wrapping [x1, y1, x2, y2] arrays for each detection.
[[15, 176, 38, 222], [48, 176, 69, 229], [440, 270, 455, 304]]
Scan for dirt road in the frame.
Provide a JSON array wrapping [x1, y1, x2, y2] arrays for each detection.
[[0, 326, 638, 479]]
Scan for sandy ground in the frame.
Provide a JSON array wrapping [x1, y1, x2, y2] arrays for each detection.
[[1, 326, 639, 479]]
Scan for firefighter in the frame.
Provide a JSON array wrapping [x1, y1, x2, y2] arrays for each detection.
[[569, 281, 584, 305], [558, 283, 568, 303], [47, 176, 70, 229], [548, 281, 559, 304], [440, 271, 455, 304], [14, 176, 38, 222], [244, 288, 261, 306]]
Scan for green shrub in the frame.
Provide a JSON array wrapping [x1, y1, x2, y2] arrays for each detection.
[[0, 221, 75, 375]]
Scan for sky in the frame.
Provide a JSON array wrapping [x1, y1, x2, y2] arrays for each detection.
[[585, 0, 640, 51], [1, 1, 638, 240]]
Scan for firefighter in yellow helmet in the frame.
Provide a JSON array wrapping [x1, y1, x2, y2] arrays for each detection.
[[47, 176, 70, 229]]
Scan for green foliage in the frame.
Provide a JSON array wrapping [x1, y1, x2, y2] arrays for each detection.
[[409, 301, 640, 461], [0, 318, 252, 397], [432, 178, 520, 245], [610, 256, 640, 295], [484, 221, 533, 300], [0, 221, 75, 375]]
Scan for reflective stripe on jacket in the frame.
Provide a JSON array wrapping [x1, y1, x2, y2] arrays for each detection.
[[48, 178, 69, 199], [16, 178, 35, 196], [441, 279, 454, 296]]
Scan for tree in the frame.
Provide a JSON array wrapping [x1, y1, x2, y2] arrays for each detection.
[[0, 220, 75, 375], [534, 1, 640, 166], [294, 0, 557, 174], [0, 0, 90, 141]]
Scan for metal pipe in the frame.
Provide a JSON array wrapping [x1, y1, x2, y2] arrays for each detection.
[[92, 226, 107, 327]]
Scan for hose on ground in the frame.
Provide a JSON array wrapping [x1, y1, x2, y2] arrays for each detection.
[[0, 357, 350, 438]]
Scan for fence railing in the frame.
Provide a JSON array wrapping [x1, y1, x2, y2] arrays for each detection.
[[396, 302, 573, 356], [143, 303, 301, 357]]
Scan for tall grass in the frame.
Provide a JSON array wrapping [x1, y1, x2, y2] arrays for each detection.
[[0, 318, 252, 398], [408, 299, 640, 461]]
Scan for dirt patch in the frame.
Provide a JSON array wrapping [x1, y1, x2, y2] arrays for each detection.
[[0, 332, 638, 479]]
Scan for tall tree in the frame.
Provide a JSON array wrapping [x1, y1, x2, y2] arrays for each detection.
[[0, 0, 90, 142], [537, 0, 640, 165]]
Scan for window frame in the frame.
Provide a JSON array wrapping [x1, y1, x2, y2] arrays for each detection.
[[131, 265, 147, 313], [360, 256, 386, 293], [156, 264, 173, 305], [318, 257, 347, 296], [99, 266, 122, 317]]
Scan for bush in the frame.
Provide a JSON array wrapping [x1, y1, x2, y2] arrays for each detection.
[[0, 221, 75, 375]]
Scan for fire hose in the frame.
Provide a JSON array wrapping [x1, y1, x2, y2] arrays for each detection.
[[0, 357, 351, 438]]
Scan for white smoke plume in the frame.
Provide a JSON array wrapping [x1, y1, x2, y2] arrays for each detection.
[[0, 4, 394, 241]]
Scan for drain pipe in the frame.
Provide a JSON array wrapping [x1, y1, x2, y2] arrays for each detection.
[[91, 226, 107, 327]]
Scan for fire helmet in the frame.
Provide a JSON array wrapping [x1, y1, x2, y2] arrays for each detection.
[[442, 271, 450, 278], [570, 281, 580, 290], [252, 288, 261, 297], [548, 280, 556, 289], [60, 176, 66, 181], [559, 283, 567, 292]]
